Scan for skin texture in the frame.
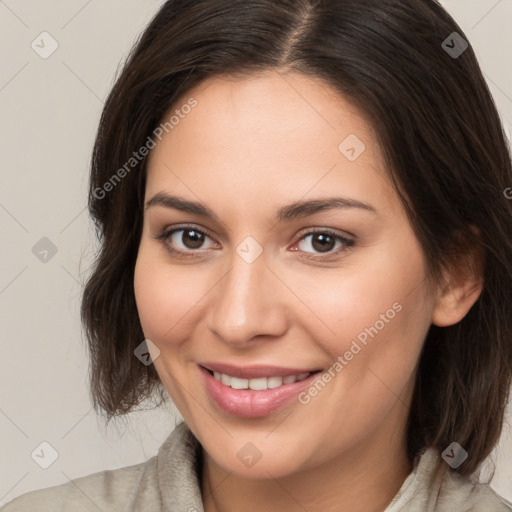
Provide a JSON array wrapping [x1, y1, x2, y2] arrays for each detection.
[[133, 70, 483, 512]]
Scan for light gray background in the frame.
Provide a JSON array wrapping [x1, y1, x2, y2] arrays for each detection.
[[0, 0, 511, 506]]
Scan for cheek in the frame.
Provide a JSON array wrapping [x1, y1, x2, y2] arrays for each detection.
[[133, 245, 206, 343], [294, 247, 431, 445], [297, 235, 432, 376]]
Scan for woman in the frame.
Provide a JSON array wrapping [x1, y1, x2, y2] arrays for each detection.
[[3, 0, 512, 510]]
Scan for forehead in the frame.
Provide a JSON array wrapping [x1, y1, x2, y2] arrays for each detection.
[[145, 70, 401, 221], [167, 70, 372, 151]]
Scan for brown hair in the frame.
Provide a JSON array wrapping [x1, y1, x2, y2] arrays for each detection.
[[81, 0, 512, 477]]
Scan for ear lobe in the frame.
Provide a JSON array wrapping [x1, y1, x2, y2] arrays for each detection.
[[431, 227, 485, 328]]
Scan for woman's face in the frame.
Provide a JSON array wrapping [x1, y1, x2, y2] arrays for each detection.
[[134, 70, 439, 478]]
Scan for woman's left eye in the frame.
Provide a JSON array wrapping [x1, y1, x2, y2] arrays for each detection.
[[154, 225, 354, 259], [294, 230, 354, 258]]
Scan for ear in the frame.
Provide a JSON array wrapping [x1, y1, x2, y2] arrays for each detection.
[[431, 226, 485, 327]]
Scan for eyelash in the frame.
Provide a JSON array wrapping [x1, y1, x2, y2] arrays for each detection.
[[153, 224, 355, 260]]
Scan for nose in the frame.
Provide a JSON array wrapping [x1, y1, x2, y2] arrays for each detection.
[[206, 249, 288, 346]]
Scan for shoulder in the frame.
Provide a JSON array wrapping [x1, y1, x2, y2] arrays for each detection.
[[0, 457, 155, 512], [387, 447, 512, 512], [1, 422, 203, 512], [418, 447, 512, 512], [438, 469, 512, 512]]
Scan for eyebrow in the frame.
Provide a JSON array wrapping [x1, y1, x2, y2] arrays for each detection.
[[145, 192, 377, 222]]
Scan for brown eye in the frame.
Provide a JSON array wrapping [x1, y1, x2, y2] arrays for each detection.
[[178, 229, 206, 249], [311, 233, 336, 253], [156, 225, 218, 256], [296, 230, 354, 258]]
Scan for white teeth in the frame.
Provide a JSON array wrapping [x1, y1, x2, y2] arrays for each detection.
[[230, 377, 249, 390], [248, 377, 268, 391], [212, 371, 311, 390], [267, 376, 283, 389]]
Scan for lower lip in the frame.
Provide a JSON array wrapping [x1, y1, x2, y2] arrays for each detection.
[[199, 365, 320, 418]]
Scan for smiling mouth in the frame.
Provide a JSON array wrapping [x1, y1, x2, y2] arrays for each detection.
[[203, 367, 323, 391], [199, 364, 324, 418]]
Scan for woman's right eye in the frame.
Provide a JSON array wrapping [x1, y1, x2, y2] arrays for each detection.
[[154, 226, 218, 257]]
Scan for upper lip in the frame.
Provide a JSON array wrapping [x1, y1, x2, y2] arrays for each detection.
[[199, 362, 321, 379]]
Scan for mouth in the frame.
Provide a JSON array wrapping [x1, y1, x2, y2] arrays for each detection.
[[199, 364, 324, 418], [201, 366, 322, 391]]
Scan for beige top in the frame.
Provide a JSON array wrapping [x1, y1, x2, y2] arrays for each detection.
[[2, 421, 511, 511]]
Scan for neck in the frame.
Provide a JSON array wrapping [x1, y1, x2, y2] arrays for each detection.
[[201, 434, 413, 512]]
